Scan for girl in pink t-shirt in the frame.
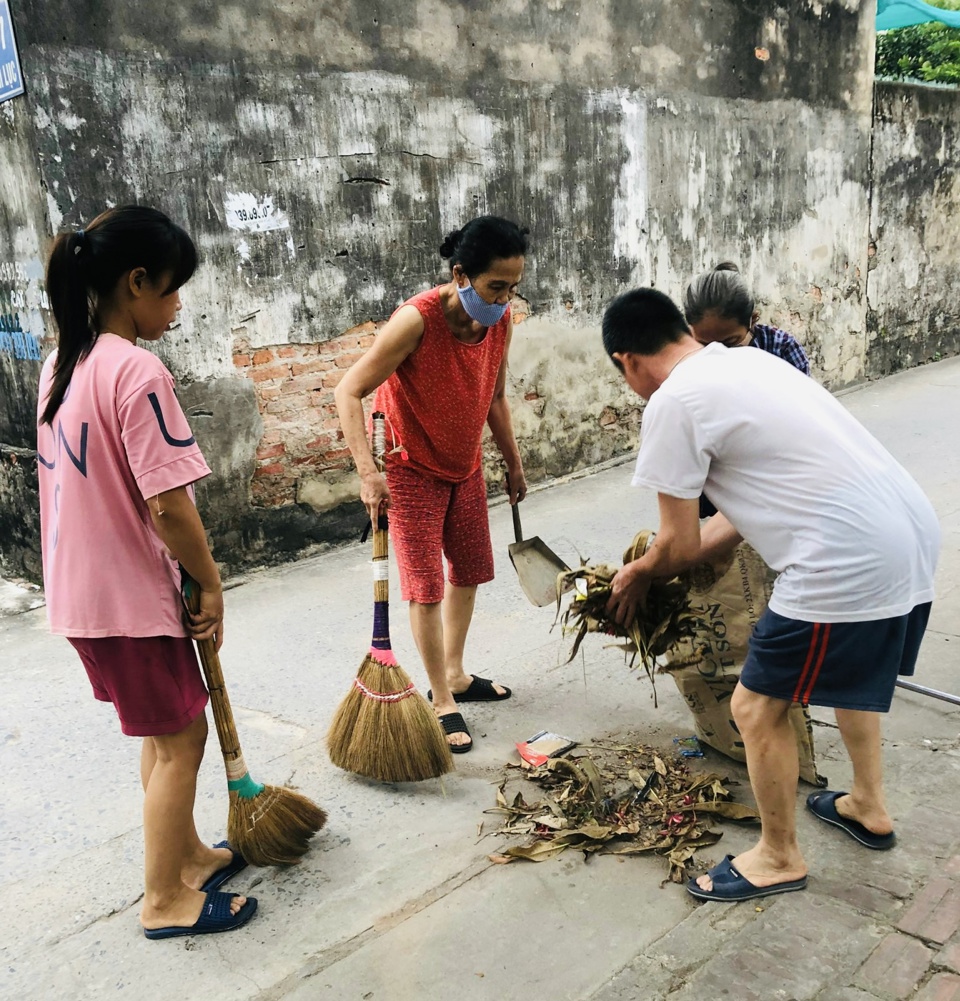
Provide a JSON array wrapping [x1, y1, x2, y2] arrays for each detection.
[[38, 206, 256, 939]]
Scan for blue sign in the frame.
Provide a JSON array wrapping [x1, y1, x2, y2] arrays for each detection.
[[0, 0, 24, 105]]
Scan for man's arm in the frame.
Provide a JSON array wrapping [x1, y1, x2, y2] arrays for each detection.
[[698, 510, 743, 563], [606, 495, 742, 625]]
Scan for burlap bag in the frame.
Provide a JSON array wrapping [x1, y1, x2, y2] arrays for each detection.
[[661, 543, 826, 787]]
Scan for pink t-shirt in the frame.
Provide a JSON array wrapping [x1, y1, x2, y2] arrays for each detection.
[[37, 333, 211, 637]]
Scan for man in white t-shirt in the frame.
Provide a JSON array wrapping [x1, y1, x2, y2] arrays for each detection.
[[601, 288, 940, 903]]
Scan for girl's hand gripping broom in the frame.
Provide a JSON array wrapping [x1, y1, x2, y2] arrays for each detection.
[[182, 573, 327, 866], [327, 411, 454, 782]]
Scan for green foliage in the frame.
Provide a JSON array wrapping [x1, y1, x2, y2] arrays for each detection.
[[877, 0, 960, 84]]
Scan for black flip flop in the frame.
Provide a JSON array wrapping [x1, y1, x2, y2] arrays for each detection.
[[143, 891, 258, 939], [686, 854, 807, 902], [201, 840, 248, 893], [438, 711, 473, 753], [806, 790, 896, 850], [427, 675, 512, 703]]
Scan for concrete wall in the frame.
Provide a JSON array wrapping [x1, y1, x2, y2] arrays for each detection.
[[866, 81, 960, 377], [0, 93, 51, 580], [0, 0, 923, 581]]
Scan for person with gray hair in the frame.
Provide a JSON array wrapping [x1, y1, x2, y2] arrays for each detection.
[[683, 262, 809, 375], [684, 263, 810, 518]]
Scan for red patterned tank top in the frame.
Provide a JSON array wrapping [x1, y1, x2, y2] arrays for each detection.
[[373, 287, 509, 482]]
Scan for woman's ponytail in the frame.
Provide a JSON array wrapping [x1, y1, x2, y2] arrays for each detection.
[[40, 206, 197, 426], [41, 230, 95, 425]]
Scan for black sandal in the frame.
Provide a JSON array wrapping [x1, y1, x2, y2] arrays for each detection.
[[438, 712, 473, 753], [428, 675, 512, 703]]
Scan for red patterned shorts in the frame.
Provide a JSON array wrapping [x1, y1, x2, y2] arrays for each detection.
[[386, 462, 494, 604]]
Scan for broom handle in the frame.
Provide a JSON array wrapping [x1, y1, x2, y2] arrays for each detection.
[[371, 412, 392, 651], [507, 473, 524, 543], [181, 572, 257, 791]]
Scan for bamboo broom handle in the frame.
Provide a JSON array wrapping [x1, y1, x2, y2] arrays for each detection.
[[182, 573, 244, 764], [371, 411, 390, 608], [373, 516, 389, 604]]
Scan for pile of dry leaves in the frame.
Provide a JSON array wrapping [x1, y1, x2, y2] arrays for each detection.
[[485, 739, 758, 883]]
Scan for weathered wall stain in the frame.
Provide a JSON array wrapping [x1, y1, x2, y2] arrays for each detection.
[[866, 82, 960, 377], [0, 0, 956, 580]]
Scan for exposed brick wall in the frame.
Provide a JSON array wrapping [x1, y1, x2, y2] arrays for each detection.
[[233, 323, 381, 508], [237, 305, 539, 509], [236, 302, 638, 512]]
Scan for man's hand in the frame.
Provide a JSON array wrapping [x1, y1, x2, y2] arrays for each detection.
[[360, 470, 391, 526], [606, 561, 652, 627], [189, 587, 225, 651]]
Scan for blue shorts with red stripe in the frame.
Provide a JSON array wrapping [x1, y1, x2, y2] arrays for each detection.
[[740, 603, 932, 713]]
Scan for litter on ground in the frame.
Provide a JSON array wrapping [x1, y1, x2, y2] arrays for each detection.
[[485, 737, 759, 884]]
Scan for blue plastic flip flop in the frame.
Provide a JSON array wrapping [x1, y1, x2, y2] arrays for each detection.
[[806, 790, 896, 850], [686, 855, 808, 902], [201, 840, 248, 892], [143, 890, 258, 939]]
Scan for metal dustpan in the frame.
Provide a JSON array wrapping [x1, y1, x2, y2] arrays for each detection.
[[508, 499, 570, 607]]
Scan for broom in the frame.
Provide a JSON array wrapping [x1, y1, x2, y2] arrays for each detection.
[[181, 572, 327, 866], [326, 411, 454, 782]]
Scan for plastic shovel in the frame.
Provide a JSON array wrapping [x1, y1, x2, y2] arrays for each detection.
[[508, 499, 570, 607]]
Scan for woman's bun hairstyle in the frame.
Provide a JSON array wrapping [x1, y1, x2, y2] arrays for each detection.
[[438, 228, 462, 259], [437, 216, 528, 278], [683, 260, 754, 327]]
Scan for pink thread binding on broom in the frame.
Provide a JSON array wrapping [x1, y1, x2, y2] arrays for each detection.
[[367, 647, 398, 666], [354, 676, 416, 703]]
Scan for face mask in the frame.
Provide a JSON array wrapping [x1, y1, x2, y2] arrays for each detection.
[[456, 280, 509, 327]]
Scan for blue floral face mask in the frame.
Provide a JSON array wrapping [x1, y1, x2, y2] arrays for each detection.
[[456, 280, 509, 327]]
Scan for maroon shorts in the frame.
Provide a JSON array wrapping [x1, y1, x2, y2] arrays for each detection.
[[387, 462, 495, 604], [68, 635, 209, 737]]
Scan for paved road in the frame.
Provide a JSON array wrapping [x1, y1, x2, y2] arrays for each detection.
[[3, 357, 960, 1001]]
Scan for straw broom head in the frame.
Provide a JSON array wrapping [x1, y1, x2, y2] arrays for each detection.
[[227, 779, 328, 867], [328, 653, 453, 782], [182, 573, 327, 866], [327, 410, 453, 782]]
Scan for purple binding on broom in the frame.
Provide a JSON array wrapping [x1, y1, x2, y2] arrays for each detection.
[[371, 600, 391, 653]]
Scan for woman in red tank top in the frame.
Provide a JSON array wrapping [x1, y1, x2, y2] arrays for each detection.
[[335, 217, 529, 754]]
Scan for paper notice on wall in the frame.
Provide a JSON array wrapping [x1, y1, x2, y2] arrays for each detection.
[[224, 192, 290, 233]]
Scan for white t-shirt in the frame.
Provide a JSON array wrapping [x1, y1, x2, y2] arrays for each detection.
[[632, 343, 940, 623]]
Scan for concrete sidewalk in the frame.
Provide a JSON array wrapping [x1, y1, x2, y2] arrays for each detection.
[[2, 358, 960, 1001]]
